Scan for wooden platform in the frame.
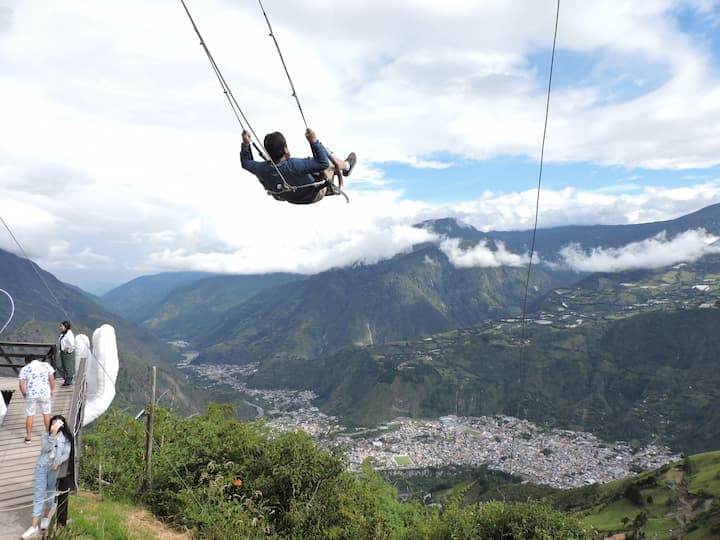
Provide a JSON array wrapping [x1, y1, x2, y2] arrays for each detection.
[[0, 377, 75, 540]]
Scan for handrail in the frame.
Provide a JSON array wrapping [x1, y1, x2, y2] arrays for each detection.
[[0, 341, 57, 347], [57, 355, 86, 486], [54, 354, 86, 527], [0, 341, 56, 372]]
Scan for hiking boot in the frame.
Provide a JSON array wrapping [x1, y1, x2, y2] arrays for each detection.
[[343, 152, 357, 177]]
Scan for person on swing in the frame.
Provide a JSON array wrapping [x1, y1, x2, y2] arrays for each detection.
[[241, 128, 356, 204]]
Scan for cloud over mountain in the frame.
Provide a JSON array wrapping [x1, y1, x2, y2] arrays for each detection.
[[440, 238, 530, 268], [559, 229, 720, 273]]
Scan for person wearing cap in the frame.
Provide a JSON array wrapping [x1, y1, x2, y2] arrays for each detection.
[[57, 321, 75, 386], [241, 128, 356, 204]]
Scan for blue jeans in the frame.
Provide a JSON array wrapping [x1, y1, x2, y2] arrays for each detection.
[[33, 462, 58, 518]]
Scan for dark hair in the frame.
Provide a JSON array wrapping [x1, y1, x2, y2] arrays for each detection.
[[61, 320, 72, 330], [49, 414, 73, 441], [263, 131, 287, 163]]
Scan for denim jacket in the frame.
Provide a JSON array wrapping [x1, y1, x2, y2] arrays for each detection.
[[38, 432, 71, 469], [240, 140, 330, 204]]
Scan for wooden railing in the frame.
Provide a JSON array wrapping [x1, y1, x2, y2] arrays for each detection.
[[55, 355, 86, 526], [0, 341, 56, 373]]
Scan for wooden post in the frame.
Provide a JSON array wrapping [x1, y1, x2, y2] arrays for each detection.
[[144, 366, 156, 487], [56, 476, 70, 526]]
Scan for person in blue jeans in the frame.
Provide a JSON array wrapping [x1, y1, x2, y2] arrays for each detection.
[[21, 415, 72, 539], [241, 128, 356, 204]]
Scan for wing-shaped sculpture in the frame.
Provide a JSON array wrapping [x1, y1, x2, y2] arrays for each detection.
[[81, 324, 119, 426]]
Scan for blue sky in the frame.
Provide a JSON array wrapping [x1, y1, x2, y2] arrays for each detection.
[[376, 4, 720, 204], [379, 159, 720, 206], [1, 0, 720, 292]]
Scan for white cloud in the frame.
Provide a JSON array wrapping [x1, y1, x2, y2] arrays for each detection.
[[1, 0, 720, 291], [559, 229, 720, 273], [42, 244, 113, 271], [440, 238, 530, 268], [142, 189, 436, 276], [447, 182, 720, 232]]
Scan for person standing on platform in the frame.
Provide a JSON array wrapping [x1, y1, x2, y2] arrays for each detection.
[[18, 357, 55, 443], [21, 415, 72, 539], [57, 321, 75, 386]]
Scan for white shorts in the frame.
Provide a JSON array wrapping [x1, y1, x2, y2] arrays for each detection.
[[25, 397, 51, 416]]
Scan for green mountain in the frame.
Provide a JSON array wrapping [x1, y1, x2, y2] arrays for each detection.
[[82, 203, 720, 448], [100, 271, 217, 322], [89, 204, 717, 369], [0, 248, 203, 413], [117, 203, 720, 368], [192, 244, 561, 364], [140, 272, 304, 339], [247, 304, 720, 454], [532, 253, 720, 317]]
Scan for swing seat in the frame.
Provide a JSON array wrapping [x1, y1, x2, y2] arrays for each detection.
[[266, 157, 349, 204]]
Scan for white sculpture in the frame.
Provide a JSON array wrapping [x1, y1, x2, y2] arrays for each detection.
[[0, 391, 7, 425], [79, 324, 119, 426]]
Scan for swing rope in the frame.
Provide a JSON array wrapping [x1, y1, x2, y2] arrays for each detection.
[[256, 1, 350, 202], [180, 0, 347, 200], [178, 0, 298, 193], [510, 0, 560, 475], [257, 0, 309, 130]]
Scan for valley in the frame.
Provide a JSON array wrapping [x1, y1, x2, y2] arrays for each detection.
[[167, 251, 720, 496], [180, 356, 680, 490]]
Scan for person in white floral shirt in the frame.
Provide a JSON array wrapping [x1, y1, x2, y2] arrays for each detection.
[[18, 358, 55, 443]]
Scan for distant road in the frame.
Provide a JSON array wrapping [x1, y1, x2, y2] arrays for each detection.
[[243, 400, 264, 419]]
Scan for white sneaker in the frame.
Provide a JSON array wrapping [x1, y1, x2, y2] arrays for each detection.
[[21, 525, 39, 539], [40, 517, 50, 529]]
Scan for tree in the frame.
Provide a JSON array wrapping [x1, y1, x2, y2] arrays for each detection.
[[632, 510, 648, 538], [624, 483, 644, 506]]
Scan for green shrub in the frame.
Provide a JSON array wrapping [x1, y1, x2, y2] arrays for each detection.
[[79, 406, 595, 539], [430, 500, 594, 539]]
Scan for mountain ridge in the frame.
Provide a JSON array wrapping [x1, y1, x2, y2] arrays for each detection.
[[126, 203, 720, 365], [0, 248, 203, 413], [486, 202, 720, 257]]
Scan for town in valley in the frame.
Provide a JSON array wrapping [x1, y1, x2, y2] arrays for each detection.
[[173, 348, 680, 490]]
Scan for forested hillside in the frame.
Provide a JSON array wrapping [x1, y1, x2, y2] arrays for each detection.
[[248, 307, 720, 453], [100, 271, 217, 322], [189, 244, 559, 364], [0, 249, 203, 413]]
